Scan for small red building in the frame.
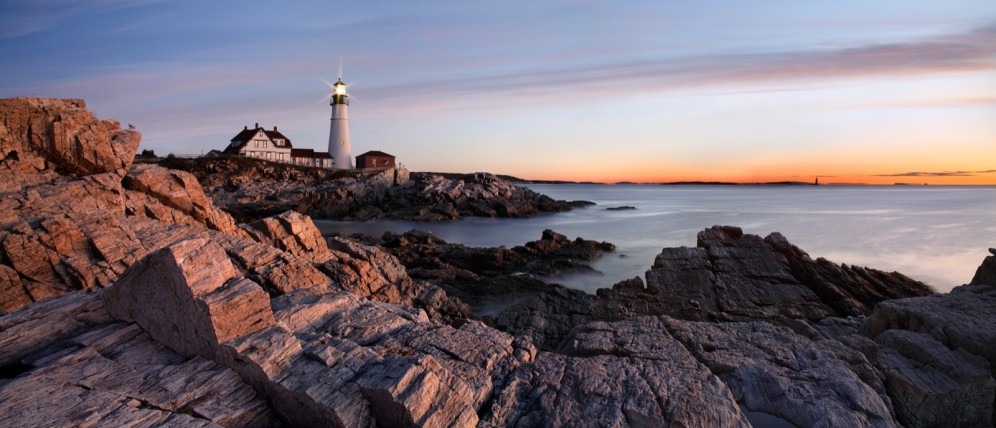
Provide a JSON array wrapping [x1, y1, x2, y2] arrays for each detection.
[[355, 150, 395, 170]]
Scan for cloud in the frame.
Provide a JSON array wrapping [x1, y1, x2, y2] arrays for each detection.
[[886, 96, 996, 109], [873, 170, 996, 177], [365, 23, 996, 106], [0, 0, 163, 38], [105, 12, 171, 34]]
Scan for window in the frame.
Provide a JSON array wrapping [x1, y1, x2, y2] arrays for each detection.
[[277, 153, 284, 161], [254, 141, 259, 148], [263, 140, 268, 148]]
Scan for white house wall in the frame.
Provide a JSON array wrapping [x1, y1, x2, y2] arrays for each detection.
[[239, 130, 290, 162]]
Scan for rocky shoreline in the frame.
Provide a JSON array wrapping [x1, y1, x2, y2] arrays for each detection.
[[159, 156, 591, 223], [2, 98, 995, 427]]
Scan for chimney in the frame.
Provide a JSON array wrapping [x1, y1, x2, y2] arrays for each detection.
[[273, 126, 278, 131], [244, 125, 248, 130], [255, 122, 259, 129]]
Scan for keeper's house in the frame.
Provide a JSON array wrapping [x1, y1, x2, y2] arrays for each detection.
[[223, 123, 333, 169], [355, 150, 396, 170]]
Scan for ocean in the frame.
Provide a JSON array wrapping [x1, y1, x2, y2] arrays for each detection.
[[316, 184, 996, 294]]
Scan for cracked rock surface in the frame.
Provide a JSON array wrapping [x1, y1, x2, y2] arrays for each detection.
[[2, 98, 994, 427]]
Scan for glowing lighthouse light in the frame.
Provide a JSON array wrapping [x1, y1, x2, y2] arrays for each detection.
[[327, 77, 352, 169]]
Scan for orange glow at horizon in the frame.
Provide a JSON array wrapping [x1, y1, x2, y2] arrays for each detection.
[[509, 162, 996, 185]]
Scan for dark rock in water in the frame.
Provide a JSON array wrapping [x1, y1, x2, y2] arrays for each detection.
[[971, 250, 996, 286], [373, 229, 613, 315], [491, 225, 934, 350], [568, 200, 596, 207], [606, 205, 636, 211]]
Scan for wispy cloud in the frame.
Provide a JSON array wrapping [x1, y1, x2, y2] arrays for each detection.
[[0, 0, 163, 38], [884, 96, 996, 109], [367, 23, 996, 106], [873, 170, 996, 177], [105, 12, 171, 34]]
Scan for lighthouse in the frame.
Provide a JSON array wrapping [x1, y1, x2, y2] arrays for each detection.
[[327, 77, 352, 169]]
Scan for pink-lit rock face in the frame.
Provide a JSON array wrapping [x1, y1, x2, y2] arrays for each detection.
[[0, 98, 139, 185], [123, 163, 248, 238]]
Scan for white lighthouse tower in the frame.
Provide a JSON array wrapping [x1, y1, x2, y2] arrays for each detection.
[[327, 77, 352, 169]]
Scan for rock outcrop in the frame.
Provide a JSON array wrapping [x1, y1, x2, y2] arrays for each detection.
[[124, 164, 247, 238], [0, 291, 278, 427], [370, 229, 614, 314], [159, 156, 587, 222], [484, 225, 933, 350], [971, 248, 996, 286], [0, 98, 140, 192], [103, 237, 530, 427], [861, 278, 996, 427], [2, 98, 993, 428], [0, 98, 462, 320], [484, 317, 750, 427]]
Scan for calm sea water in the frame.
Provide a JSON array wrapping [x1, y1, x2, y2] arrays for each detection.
[[316, 184, 996, 294]]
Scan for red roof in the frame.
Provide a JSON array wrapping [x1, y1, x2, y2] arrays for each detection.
[[313, 152, 333, 159], [356, 150, 394, 158], [264, 129, 291, 144]]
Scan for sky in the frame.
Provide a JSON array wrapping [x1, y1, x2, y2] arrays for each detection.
[[2, 0, 995, 184]]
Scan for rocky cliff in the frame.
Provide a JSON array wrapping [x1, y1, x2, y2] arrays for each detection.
[[1, 98, 994, 427]]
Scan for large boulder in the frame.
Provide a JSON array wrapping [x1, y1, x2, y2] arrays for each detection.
[[862, 280, 996, 427], [124, 164, 247, 238], [874, 329, 994, 428], [0, 98, 139, 190], [484, 316, 750, 427], [662, 317, 897, 427], [241, 210, 330, 263], [971, 248, 996, 286], [0, 290, 279, 427], [103, 237, 531, 427]]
